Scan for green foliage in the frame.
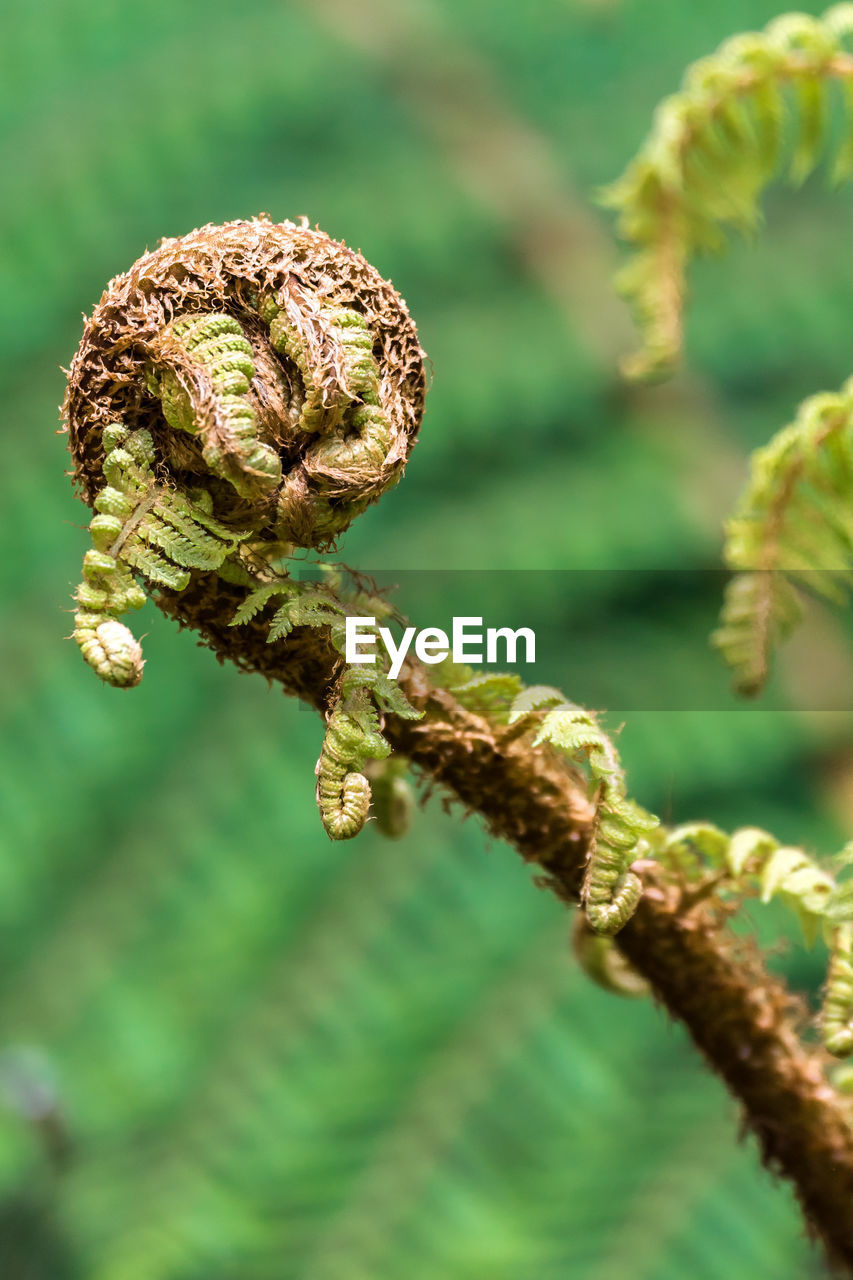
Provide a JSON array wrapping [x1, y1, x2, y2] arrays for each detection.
[[606, 7, 853, 695], [505, 687, 659, 934], [450, 671, 525, 718], [603, 5, 853, 380], [651, 820, 853, 1056], [713, 380, 853, 695], [230, 571, 422, 839], [73, 425, 247, 687]]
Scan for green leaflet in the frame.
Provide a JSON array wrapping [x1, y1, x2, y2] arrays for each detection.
[[506, 684, 571, 723], [73, 425, 249, 687], [603, 5, 853, 380], [712, 380, 853, 695], [652, 821, 853, 1055], [450, 672, 525, 720]]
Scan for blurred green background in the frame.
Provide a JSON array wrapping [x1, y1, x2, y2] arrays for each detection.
[[3, 0, 853, 1275]]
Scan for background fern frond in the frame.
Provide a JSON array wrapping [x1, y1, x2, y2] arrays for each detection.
[[603, 5, 853, 379], [713, 380, 853, 694]]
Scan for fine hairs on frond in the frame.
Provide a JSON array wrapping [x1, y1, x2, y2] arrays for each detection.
[[712, 380, 853, 694], [602, 5, 853, 380]]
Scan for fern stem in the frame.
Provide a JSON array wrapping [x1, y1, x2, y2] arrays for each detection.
[[157, 575, 853, 1274]]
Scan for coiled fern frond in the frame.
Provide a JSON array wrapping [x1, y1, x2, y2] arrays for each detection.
[[579, 821, 853, 1058], [64, 216, 426, 836], [603, 5, 853, 381], [446, 673, 659, 935], [509, 690, 659, 934], [65, 217, 425, 664]]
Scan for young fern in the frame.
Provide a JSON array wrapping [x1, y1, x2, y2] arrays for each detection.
[[66, 216, 426, 668], [316, 684, 392, 840], [314, 658, 421, 841], [436, 672, 658, 935], [502, 685, 657, 934], [64, 216, 427, 843], [603, 5, 853, 380], [230, 570, 422, 840]]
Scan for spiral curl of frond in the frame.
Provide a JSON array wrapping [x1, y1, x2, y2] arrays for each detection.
[[510, 690, 658, 934], [440, 675, 657, 935], [64, 216, 426, 835], [603, 5, 853, 380], [64, 215, 426, 670]]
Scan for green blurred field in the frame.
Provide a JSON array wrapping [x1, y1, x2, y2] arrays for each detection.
[[1, 0, 850, 1275]]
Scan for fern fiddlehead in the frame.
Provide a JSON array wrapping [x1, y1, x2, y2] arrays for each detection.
[[65, 216, 426, 833], [446, 673, 658, 935], [604, 5, 853, 694], [507, 686, 658, 934], [315, 686, 390, 840]]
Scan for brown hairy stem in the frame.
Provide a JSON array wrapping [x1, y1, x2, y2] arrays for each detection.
[[159, 573, 853, 1274]]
